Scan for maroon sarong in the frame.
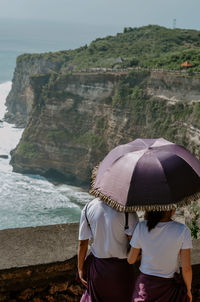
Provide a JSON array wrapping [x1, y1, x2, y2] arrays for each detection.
[[80, 253, 136, 302], [132, 272, 189, 302]]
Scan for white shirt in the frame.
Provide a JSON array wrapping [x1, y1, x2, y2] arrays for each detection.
[[130, 220, 193, 278], [79, 198, 139, 259]]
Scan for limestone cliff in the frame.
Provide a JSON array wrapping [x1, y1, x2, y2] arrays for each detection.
[[5, 52, 69, 127], [9, 69, 200, 186], [10, 72, 124, 185]]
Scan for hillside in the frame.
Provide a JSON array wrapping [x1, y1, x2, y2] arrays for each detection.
[[15, 24, 200, 72], [5, 25, 200, 185], [6, 25, 200, 126]]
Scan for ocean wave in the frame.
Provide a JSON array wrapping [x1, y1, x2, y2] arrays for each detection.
[[0, 81, 12, 120]]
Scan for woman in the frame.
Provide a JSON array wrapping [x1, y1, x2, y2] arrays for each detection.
[[128, 209, 192, 302], [78, 197, 139, 302]]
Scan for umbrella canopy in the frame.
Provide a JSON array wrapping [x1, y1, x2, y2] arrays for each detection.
[[89, 138, 200, 212]]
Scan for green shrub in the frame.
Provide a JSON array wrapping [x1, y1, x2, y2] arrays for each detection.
[[17, 142, 38, 159], [187, 202, 200, 239]]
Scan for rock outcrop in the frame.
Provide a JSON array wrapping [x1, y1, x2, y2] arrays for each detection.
[[10, 72, 125, 186], [5, 53, 68, 127]]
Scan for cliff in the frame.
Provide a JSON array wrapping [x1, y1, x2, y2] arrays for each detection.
[[5, 53, 70, 127], [10, 71, 125, 185], [10, 69, 200, 186], [6, 24, 200, 185]]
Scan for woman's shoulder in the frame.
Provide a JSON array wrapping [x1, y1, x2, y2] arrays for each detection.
[[136, 220, 147, 229], [170, 220, 191, 233], [137, 220, 189, 232]]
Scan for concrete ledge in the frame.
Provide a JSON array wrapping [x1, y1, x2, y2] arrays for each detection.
[[0, 223, 81, 301], [0, 223, 79, 270], [0, 223, 199, 301], [0, 223, 199, 270], [191, 239, 200, 265]]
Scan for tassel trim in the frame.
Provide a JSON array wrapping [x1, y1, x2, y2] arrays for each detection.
[[89, 165, 200, 212]]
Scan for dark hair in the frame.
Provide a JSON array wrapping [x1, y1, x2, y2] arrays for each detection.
[[145, 211, 166, 232]]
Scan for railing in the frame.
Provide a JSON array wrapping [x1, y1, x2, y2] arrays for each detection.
[[68, 66, 200, 75]]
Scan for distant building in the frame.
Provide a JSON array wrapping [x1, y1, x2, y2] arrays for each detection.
[[181, 61, 193, 67], [115, 57, 124, 64]]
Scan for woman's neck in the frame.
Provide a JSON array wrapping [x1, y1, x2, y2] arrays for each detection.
[[159, 210, 174, 222], [160, 217, 172, 222]]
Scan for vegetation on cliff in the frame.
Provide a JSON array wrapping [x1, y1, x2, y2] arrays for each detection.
[[17, 25, 200, 72]]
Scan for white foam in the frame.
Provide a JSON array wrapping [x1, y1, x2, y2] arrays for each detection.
[[0, 81, 12, 120]]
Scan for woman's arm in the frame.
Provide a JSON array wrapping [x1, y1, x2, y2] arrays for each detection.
[[180, 249, 192, 302], [127, 247, 141, 264], [78, 239, 89, 287]]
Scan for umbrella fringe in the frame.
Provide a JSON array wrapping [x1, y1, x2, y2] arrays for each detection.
[[89, 165, 200, 212]]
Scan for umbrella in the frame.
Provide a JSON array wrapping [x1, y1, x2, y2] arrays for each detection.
[[89, 138, 200, 212]]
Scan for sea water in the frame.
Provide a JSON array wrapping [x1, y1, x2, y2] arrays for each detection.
[[0, 19, 111, 229], [0, 82, 93, 229]]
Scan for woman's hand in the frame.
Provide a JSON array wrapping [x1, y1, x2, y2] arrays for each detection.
[[187, 289, 192, 302], [180, 249, 192, 302], [127, 247, 141, 264], [78, 239, 89, 288], [78, 269, 88, 288]]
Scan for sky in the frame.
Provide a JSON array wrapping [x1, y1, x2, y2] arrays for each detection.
[[0, 0, 200, 31]]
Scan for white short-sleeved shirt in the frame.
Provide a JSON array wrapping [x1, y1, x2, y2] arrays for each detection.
[[79, 198, 139, 259], [130, 220, 193, 278]]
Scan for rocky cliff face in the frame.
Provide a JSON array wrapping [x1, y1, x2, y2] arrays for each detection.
[[147, 71, 200, 148], [5, 53, 66, 127], [148, 71, 200, 103], [8, 67, 200, 186], [10, 72, 125, 185]]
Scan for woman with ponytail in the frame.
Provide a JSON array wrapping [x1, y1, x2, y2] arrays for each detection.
[[128, 210, 192, 302]]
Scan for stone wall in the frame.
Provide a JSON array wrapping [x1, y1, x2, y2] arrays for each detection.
[[0, 257, 83, 302], [0, 223, 83, 301], [0, 223, 199, 301]]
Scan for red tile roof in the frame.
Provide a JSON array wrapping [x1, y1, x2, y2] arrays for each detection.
[[181, 61, 193, 67]]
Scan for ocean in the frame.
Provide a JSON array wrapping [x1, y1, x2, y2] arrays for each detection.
[[0, 18, 121, 83], [0, 18, 120, 229], [0, 81, 94, 229]]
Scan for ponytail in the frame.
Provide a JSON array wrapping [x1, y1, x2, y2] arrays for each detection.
[[145, 211, 165, 232]]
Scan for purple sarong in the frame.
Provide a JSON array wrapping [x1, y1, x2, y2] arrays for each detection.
[[132, 272, 189, 302], [80, 253, 136, 302]]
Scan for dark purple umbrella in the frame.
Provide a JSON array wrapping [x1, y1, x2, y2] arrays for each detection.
[[89, 138, 200, 212]]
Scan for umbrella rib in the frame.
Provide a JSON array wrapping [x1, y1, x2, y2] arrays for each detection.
[[137, 138, 149, 148], [155, 155, 173, 202]]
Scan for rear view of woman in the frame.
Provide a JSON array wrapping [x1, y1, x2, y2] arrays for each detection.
[[78, 198, 139, 302], [128, 210, 192, 302]]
